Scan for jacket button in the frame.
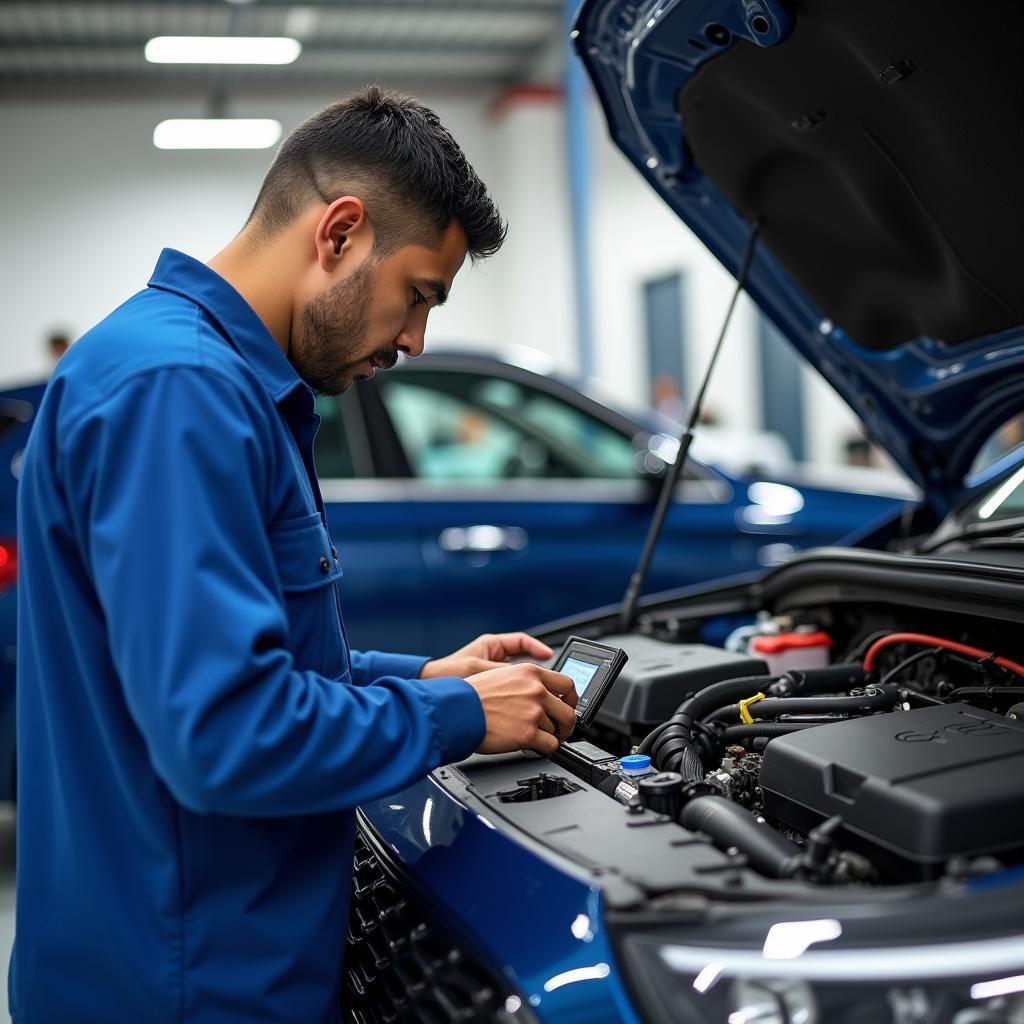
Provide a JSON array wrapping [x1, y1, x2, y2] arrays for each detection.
[[319, 556, 331, 574]]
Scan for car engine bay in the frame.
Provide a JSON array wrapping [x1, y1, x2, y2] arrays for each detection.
[[572, 625, 1024, 888], [438, 549, 1024, 897]]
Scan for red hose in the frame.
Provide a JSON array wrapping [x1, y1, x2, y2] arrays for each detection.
[[862, 632, 1024, 679]]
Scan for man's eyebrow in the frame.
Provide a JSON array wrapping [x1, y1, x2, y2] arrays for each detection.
[[423, 279, 448, 307]]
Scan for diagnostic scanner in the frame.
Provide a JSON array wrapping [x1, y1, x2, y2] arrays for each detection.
[[553, 636, 628, 730]]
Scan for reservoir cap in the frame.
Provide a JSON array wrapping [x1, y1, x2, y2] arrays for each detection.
[[620, 754, 652, 776]]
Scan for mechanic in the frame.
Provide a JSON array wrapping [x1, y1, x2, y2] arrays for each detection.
[[11, 86, 577, 1022]]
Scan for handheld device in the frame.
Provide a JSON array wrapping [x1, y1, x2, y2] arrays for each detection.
[[553, 636, 628, 730]]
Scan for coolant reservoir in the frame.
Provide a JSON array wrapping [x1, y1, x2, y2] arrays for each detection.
[[751, 629, 832, 675]]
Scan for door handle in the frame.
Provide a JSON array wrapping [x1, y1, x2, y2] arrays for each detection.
[[438, 525, 528, 553]]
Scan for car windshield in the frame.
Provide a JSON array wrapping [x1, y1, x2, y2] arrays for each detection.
[[958, 464, 1024, 527], [921, 463, 1024, 552]]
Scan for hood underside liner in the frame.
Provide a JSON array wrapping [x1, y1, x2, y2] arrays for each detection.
[[678, 0, 1023, 350]]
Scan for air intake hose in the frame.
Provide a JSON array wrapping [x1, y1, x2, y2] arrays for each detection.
[[680, 795, 803, 878]]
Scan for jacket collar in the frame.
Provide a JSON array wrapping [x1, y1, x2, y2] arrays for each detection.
[[148, 248, 306, 406]]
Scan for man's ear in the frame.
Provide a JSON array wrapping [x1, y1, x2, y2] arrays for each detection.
[[314, 196, 368, 271]]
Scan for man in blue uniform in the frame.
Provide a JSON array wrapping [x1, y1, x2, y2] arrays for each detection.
[[12, 87, 577, 1022]]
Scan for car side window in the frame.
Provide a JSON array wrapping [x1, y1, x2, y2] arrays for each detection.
[[378, 371, 637, 482], [312, 394, 356, 478], [488, 381, 636, 478]]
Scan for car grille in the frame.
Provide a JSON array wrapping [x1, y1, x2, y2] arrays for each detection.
[[345, 824, 534, 1024]]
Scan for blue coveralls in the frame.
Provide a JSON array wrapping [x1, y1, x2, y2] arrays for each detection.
[[11, 248, 486, 1022]]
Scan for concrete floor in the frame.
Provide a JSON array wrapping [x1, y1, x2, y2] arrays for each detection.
[[0, 805, 13, 1022]]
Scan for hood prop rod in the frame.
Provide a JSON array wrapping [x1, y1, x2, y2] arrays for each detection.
[[617, 218, 762, 634]]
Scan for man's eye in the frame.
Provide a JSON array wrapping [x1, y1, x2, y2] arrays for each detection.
[[411, 288, 426, 307]]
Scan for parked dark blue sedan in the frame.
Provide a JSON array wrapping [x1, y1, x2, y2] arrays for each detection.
[[0, 383, 42, 802], [310, 351, 910, 652]]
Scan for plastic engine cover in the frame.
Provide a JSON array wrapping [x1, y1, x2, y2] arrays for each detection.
[[759, 703, 1024, 877], [594, 635, 767, 735]]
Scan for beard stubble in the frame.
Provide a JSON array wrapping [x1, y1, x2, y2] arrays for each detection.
[[294, 259, 397, 396]]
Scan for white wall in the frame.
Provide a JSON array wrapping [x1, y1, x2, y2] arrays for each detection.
[[590, 122, 760, 429], [486, 92, 577, 371], [0, 91, 503, 383]]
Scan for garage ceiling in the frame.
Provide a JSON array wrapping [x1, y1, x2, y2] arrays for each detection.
[[0, 0, 564, 94]]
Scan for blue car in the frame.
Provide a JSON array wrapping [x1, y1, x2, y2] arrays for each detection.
[[0, 384, 44, 801], [349, 1, 1024, 1021], [315, 351, 909, 653]]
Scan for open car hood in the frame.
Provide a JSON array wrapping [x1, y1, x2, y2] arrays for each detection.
[[574, 0, 1024, 517]]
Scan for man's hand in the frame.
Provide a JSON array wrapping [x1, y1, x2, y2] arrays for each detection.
[[464, 663, 578, 756], [419, 632, 554, 681]]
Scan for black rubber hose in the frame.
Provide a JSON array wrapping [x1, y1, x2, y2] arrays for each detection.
[[653, 728, 708, 781], [673, 674, 780, 723], [945, 686, 1024, 705], [651, 678, 782, 781], [640, 674, 777, 759], [648, 721, 705, 781], [707, 685, 900, 724], [719, 723, 819, 744], [754, 686, 898, 717], [680, 795, 803, 878], [767, 664, 868, 697], [670, 742, 705, 784]]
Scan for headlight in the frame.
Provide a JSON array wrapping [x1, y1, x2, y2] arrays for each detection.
[[618, 930, 1024, 1024]]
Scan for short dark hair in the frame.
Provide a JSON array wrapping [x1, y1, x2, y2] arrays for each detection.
[[246, 86, 506, 262]]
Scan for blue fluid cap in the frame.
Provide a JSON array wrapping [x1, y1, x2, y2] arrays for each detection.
[[620, 754, 652, 776]]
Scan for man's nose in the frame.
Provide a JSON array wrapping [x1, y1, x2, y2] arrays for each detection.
[[395, 324, 425, 359]]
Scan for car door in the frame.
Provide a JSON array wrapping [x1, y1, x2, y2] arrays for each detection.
[[313, 390, 431, 655], [369, 360, 745, 651]]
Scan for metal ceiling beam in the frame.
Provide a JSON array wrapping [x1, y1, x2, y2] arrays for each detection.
[[0, 52, 530, 83], [0, 0, 560, 6], [0, 5, 558, 40], [0, 38, 541, 54], [0, 1, 563, 91], [0, 1, 560, 14]]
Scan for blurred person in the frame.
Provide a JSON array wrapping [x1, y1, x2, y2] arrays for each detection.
[[844, 434, 875, 466], [653, 389, 794, 476], [999, 415, 1024, 454], [12, 87, 577, 1024], [45, 330, 70, 368], [653, 372, 686, 422], [974, 413, 1024, 470], [844, 431, 898, 469], [652, 375, 722, 430], [420, 408, 507, 479]]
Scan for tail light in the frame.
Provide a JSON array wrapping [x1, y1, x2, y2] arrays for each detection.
[[0, 540, 17, 592]]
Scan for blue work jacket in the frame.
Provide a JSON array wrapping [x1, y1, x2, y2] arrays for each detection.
[[11, 249, 486, 1022]]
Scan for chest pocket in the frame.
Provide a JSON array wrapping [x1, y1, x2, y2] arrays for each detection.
[[269, 512, 350, 680]]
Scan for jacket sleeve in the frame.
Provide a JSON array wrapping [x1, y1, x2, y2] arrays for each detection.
[[60, 367, 485, 817], [349, 649, 430, 685]]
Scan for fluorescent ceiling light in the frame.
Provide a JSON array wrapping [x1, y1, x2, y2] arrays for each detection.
[[153, 119, 282, 150], [145, 36, 301, 65]]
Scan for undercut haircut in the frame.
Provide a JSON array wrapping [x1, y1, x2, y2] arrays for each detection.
[[246, 86, 506, 262]]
